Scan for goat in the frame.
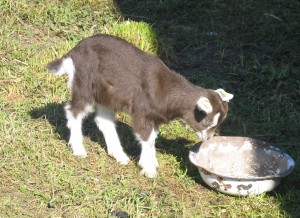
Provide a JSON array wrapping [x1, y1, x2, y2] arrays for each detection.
[[47, 34, 233, 178]]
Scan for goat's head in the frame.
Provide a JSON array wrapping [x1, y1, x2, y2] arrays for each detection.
[[184, 89, 234, 141]]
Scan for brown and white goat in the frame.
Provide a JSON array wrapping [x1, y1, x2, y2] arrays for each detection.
[[48, 34, 233, 178]]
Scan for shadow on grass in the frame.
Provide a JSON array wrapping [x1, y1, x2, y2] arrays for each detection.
[[30, 102, 69, 143], [115, 0, 239, 80], [30, 1, 299, 215], [156, 137, 204, 184], [29, 102, 131, 156], [29, 103, 203, 184], [114, 0, 300, 216]]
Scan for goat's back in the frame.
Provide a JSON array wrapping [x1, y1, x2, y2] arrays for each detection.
[[64, 34, 192, 118]]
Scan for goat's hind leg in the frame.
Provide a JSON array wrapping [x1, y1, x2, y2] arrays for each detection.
[[65, 103, 92, 157], [94, 104, 130, 165]]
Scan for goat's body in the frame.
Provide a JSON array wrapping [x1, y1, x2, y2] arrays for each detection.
[[48, 34, 233, 177]]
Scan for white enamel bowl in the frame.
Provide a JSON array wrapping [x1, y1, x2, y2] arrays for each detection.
[[189, 136, 295, 196]]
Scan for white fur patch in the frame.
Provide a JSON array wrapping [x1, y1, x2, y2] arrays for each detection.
[[63, 57, 76, 88], [215, 89, 234, 102], [136, 129, 158, 178], [197, 97, 213, 114], [94, 104, 130, 165], [210, 112, 221, 128], [53, 57, 76, 88], [64, 104, 93, 157]]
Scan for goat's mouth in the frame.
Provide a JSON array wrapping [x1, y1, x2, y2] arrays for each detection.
[[196, 131, 212, 141]]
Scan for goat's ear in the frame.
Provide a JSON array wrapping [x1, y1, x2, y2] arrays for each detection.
[[215, 89, 234, 102], [197, 97, 213, 114]]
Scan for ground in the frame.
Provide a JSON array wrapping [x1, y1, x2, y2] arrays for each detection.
[[0, 0, 299, 217]]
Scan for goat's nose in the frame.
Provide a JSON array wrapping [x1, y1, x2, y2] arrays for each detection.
[[196, 131, 209, 141]]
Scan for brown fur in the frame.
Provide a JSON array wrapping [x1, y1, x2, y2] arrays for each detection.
[[48, 34, 229, 141]]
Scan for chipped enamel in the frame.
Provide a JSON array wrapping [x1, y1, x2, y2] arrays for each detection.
[[189, 136, 295, 196]]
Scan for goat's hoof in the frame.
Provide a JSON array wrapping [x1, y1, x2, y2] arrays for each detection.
[[109, 151, 130, 165], [141, 167, 157, 178], [116, 155, 130, 165], [72, 149, 87, 158], [153, 158, 159, 168]]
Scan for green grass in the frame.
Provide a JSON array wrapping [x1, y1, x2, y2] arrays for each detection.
[[1, 0, 299, 217]]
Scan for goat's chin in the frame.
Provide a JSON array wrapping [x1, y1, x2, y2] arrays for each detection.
[[196, 132, 206, 141], [196, 132, 213, 141]]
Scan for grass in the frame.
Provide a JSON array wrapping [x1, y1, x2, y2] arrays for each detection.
[[0, 0, 299, 217]]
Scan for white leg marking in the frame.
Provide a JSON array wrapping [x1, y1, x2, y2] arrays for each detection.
[[94, 104, 130, 165], [65, 104, 93, 157], [136, 129, 158, 178]]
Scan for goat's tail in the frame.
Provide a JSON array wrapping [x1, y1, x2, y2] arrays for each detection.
[[47, 57, 75, 87], [47, 57, 75, 77]]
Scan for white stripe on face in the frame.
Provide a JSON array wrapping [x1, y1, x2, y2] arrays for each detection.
[[197, 113, 220, 141], [209, 112, 221, 128]]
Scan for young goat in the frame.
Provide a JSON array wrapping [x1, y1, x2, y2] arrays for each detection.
[[48, 34, 233, 178]]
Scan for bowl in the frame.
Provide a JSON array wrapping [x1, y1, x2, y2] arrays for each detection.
[[189, 136, 295, 196]]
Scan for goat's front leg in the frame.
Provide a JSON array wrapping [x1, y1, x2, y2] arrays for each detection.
[[135, 129, 159, 178]]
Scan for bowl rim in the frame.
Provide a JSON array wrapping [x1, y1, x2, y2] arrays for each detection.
[[189, 136, 295, 180]]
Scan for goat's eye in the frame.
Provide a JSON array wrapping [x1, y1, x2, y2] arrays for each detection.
[[204, 120, 211, 127]]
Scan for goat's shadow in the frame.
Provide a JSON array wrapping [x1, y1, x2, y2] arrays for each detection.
[[29, 103, 202, 183]]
